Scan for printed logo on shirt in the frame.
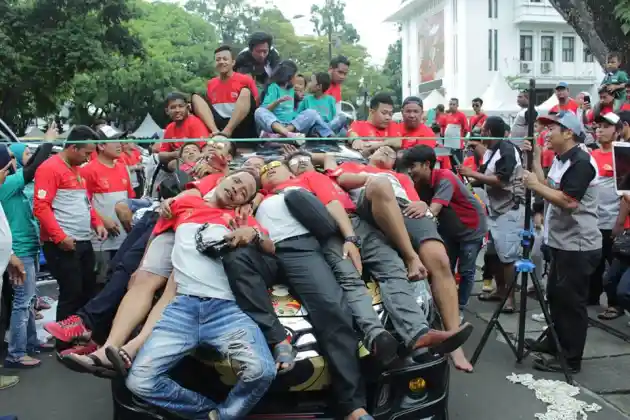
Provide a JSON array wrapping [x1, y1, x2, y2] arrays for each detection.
[[99, 178, 110, 189], [37, 189, 47, 199], [603, 164, 613, 171], [231, 92, 238, 99]]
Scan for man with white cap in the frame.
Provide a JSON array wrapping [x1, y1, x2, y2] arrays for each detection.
[[522, 111, 602, 373]]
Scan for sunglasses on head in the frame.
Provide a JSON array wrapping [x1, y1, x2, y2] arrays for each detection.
[[288, 156, 311, 167], [260, 161, 283, 177]]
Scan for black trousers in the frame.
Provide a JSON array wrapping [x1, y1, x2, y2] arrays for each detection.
[[547, 247, 601, 365], [589, 229, 614, 304], [209, 93, 259, 149], [222, 236, 366, 416], [43, 240, 96, 322]]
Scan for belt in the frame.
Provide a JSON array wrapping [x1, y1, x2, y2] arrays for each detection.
[[276, 233, 312, 245], [176, 293, 213, 301]]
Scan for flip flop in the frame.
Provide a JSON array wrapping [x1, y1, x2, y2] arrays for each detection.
[[105, 346, 133, 377], [3, 357, 41, 369], [598, 307, 623, 320], [478, 292, 503, 302], [428, 323, 474, 355], [273, 342, 297, 375], [62, 354, 117, 378]]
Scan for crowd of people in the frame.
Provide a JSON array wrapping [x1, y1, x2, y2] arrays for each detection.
[[0, 32, 629, 420]]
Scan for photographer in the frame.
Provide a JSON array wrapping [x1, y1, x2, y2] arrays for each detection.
[[522, 111, 602, 373]]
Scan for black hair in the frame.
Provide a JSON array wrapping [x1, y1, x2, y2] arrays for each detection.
[[449, 98, 459, 104], [214, 45, 233, 56], [484, 116, 506, 138], [400, 145, 437, 169], [436, 104, 445, 112], [330, 55, 350, 69], [369, 92, 394, 110], [519, 89, 529, 98], [402, 96, 423, 108], [227, 168, 262, 200], [295, 73, 306, 83], [618, 110, 630, 125], [65, 125, 100, 149], [248, 32, 273, 50], [472, 97, 483, 105], [180, 143, 201, 157], [607, 51, 622, 62], [260, 60, 298, 104], [314, 72, 331, 93], [165, 92, 188, 107]]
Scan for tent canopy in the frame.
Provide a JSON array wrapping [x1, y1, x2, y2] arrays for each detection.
[[538, 94, 559, 111], [480, 73, 520, 112], [20, 127, 46, 140], [131, 114, 163, 139], [422, 90, 446, 110]]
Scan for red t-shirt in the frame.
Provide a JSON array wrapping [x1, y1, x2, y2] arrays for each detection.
[[469, 113, 487, 132], [122, 149, 142, 166], [591, 149, 615, 177], [207, 72, 259, 112], [439, 111, 469, 148], [549, 98, 579, 115], [462, 155, 477, 171], [392, 123, 452, 169], [330, 162, 420, 202], [536, 130, 555, 168], [266, 172, 356, 212], [160, 115, 209, 152], [325, 83, 342, 102], [80, 159, 135, 200]]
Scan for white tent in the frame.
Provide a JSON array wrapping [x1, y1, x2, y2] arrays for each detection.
[[21, 127, 46, 140], [538, 94, 559, 111], [57, 126, 75, 140], [423, 90, 446, 110], [480, 72, 520, 112], [130, 113, 163, 139]]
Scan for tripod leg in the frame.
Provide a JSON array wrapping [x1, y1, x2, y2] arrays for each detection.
[[516, 270, 529, 362], [529, 271, 574, 384]]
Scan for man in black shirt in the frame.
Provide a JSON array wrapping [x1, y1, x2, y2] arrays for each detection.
[[234, 32, 281, 88]]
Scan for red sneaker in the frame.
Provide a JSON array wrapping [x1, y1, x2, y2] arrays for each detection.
[[58, 341, 98, 358], [44, 315, 92, 343]]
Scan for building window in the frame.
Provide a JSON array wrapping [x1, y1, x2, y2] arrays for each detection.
[[493, 0, 498, 18], [520, 35, 533, 61], [541, 35, 554, 62], [584, 47, 594, 62], [562, 36, 574, 62], [488, 29, 493, 70], [493, 29, 498, 70]]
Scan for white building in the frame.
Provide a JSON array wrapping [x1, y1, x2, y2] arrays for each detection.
[[385, 0, 605, 107]]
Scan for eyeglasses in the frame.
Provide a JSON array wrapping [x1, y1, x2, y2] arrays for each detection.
[[288, 156, 311, 167], [260, 161, 283, 177]]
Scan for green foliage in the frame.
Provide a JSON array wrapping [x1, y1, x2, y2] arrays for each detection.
[[184, 0, 261, 46], [383, 38, 402, 105], [310, 0, 360, 45], [613, 0, 630, 34]]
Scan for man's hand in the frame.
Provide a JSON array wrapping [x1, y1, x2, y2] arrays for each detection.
[[44, 121, 58, 142], [403, 201, 428, 219], [0, 161, 13, 186], [343, 241, 362, 275], [534, 213, 544, 230], [102, 217, 120, 237], [235, 203, 253, 220], [282, 144, 299, 158], [58, 236, 76, 251], [224, 227, 258, 247], [95, 225, 108, 241], [278, 96, 293, 103], [159, 198, 175, 219], [523, 170, 539, 188], [522, 139, 542, 162], [7, 255, 26, 285], [457, 165, 474, 177]]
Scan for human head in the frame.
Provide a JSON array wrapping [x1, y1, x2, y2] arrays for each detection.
[[555, 82, 569, 102], [368, 145, 397, 170], [472, 97, 483, 112], [293, 74, 307, 100], [598, 85, 615, 106], [369, 92, 394, 129], [214, 45, 235, 76], [537, 111, 584, 154], [286, 150, 314, 176], [96, 140, 122, 160], [242, 156, 266, 175], [401, 96, 423, 129], [248, 32, 273, 65], [448, 98, 459, 112], [165, 92, 189, 123], [269, 60, 298, 88], [594, 112, 622, 145], [64, 125, 99, 166], [213, 169, 260, 208], [517, 90, 529, 108], [8, 143, 31, 168], [481, 116, 507, 148], [400, 145, 436, 185], [436, 104, 445, 115], [181, 143, 201, 164], [618, 110, 630, 140], [259, 160, 293, 190], [308, 72, 331, 95], [607, 51, 622, 72], [329, 56, 350, 85]]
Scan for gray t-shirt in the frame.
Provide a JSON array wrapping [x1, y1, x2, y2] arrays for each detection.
[[481, 141, 525, 216]]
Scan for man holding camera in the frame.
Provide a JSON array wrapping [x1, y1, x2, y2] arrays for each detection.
[[522, 111, 602, 373]]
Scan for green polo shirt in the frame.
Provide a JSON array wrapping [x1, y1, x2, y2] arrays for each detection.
[[297, 94, 337, 122], [0, 170, 40, 258]]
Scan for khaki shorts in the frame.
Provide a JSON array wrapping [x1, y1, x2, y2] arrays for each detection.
[[139, 232, 175, 278]]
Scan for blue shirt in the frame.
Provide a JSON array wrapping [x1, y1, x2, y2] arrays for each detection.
[[298, 94, 337, 123], [262, 83, 296, 124], [0, 170, 40, 258]]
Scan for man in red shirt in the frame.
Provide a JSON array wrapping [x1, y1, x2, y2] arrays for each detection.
[[192, 45, 259, 147], [325, 56, 350, 103], [549, 82, 579, 115], [440, 98, 469, 161], [347, 92, 397, 152], [584, 86, 630, 124], [33, 126, 108, 328], [469, 97, 487, 135]]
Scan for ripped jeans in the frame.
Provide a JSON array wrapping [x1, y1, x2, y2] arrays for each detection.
[[127, 295, 276, 420], [7, 255, 39, 361]]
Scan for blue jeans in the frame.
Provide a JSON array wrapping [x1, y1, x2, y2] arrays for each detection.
[[605, 258, 630, 312], [329, 114, 350, 134], [254, 107, 334, 137], [7, 255, 39, 361], [447, 238, 484, 310], [126, 295, 276, 420]]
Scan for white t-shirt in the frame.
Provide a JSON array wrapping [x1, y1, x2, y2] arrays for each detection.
[[255, 190, 309, 243], [0, 203, 13, 302]]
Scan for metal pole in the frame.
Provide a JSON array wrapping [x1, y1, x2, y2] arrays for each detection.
[[327, 0, 333, 62]]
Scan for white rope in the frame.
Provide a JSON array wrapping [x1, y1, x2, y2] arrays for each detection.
[[507, 373, 602, 420]]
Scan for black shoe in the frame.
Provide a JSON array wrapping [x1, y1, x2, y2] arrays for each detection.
[[524, 338, 557, 356], [533, 356, 580, 374], [371, 331, 400, 367]]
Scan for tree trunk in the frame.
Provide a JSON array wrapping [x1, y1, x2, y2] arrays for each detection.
[[549, 0, 630, 72]]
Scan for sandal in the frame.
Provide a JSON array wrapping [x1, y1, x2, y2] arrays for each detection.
[[598, 307, 623, 320], [273, 342, 297, 375], [105, 346, 133, 377], [62, 353, 117, 378], [478, 292, 503, 302], [0, 375, 19, 390], [3, 356, 41, 369]]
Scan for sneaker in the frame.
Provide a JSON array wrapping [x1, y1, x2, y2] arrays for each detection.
[[0, 375, 19, 391], [57, 341, 98, 358], [531, 313, 545, 323], [482, 279, 493, 292], [44, 315, 92, 343], [35, 296, 53, 311]]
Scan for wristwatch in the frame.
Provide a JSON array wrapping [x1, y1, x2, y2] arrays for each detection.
[[344, 235, 362, 248]]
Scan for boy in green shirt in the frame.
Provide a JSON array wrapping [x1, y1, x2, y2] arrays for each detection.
[[298, 72, 349, 134], [602, 51, 629, 109]]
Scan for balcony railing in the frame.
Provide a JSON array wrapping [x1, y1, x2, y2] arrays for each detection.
[[514, 1, 566, 24]]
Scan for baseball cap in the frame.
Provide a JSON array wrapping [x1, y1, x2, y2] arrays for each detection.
[[97, 124, 124, 140], [555, 82, 568, 89], [537, 111, 584, 136], [595, 112, 623, 129]]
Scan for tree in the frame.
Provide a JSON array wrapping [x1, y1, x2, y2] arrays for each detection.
[[383, 38, 403, 105], [184, 0, 261, 47], [70, 1, 218, 127], [310, 0, 360, 46], [549, 0, 630, 71], [0, 0, 142, 134]]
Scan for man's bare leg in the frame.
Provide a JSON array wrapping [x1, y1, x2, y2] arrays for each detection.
[[419, 240, 473, 372], [222, 88, 252, 137], [365, 178, 423, 279], [191, 93, 219, 134]]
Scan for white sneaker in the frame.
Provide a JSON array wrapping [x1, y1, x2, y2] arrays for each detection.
[[531, 313, 545, 323]]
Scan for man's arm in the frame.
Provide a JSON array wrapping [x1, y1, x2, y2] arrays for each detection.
[[325, 200, 356, 238], [33, 165, 66, 243], [429, 178, 455, 216], [530, 160, 595, 210], [336, 173, 370, 190]]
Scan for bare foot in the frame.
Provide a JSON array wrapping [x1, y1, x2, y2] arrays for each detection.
[[345, 408, 370, 420], [405, 256, 427, 281], [450, 347, 473, 373]]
